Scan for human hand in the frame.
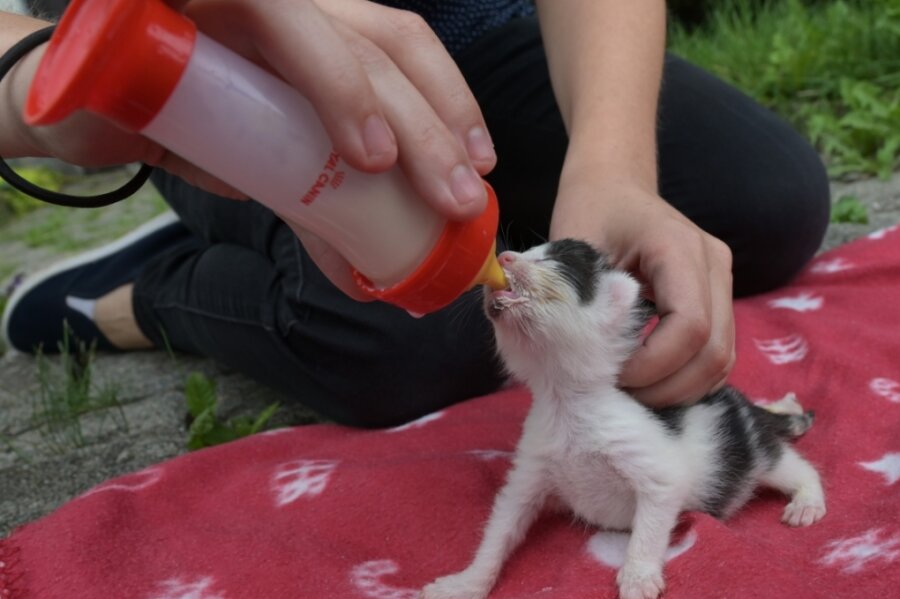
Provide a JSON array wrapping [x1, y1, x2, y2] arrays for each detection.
[[9, 1, 495, 298], [549, 177, 736, 407], [178, 0, 497, 297], [3, 12, 245, 199]]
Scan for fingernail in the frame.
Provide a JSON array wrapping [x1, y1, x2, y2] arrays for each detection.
[[362, 115, 396, 160], [466, 126, 495, 163], [449, 164, 486, 206]]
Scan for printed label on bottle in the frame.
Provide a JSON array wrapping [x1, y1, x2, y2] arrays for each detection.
[[300, 150, 345, 205]]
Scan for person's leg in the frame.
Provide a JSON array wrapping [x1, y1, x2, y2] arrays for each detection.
[[131, 171, 505, 428], [2, 210, 192, 354], [10, 12, 829, 428], [55, 164, 273, 353], [454, 17, 830, 296], [84, 14, 830, 428], [655, 54, 830, 296], [94, 283, 153, 349]]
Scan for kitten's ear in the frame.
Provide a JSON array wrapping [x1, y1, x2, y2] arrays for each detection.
[[600, 271, 641, 319]]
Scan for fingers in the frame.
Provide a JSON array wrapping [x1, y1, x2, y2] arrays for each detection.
[[252, 0, 403, 172], [320, 1, 497, 174], [170, 0, 494, 297], [624, 238, 736, 407], [187, 0, 491, 221], [331, 21, 487, 220], [618, 230, 711, 388]]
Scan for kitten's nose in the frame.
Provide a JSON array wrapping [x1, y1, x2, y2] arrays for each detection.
[[498, 252, 516, 266]]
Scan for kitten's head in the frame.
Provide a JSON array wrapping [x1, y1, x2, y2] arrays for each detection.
[[483, 239, 646, 381]]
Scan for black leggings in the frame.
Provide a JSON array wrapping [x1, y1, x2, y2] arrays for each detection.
[[133, 17, 830, 427]]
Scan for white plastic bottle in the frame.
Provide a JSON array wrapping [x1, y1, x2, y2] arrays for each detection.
[[24, 0, 506, 314]]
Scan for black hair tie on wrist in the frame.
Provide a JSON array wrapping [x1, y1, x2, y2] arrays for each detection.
[[0, 25, 153, 208]]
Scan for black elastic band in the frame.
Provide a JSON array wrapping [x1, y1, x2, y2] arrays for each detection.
[[0, 25, 153, 208]]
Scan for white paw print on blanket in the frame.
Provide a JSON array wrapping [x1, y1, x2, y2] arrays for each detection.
[[147, 576, 226, 599], [869, 378, 900, 403], [810, 257, 855, 274], [859, 453, 900, 486], [754, 335, 809, 365], [271, 459, 339, 507], [351, 559, 419, 599], [587, 528, 698, 568], [819, 528, 900, 573], [767, 292, 824, 312]]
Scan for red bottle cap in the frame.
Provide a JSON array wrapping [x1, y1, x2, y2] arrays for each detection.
[[353, 182, 501, 314], [25, 0, 195, 130]]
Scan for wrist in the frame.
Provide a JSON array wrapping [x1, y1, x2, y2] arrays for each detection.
[[1, 33, 51, 157], [561, 136, 658, 196], [556, 164, 660, 215], [549, 175, 672, 260]]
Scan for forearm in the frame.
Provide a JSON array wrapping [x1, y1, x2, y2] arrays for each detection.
[[534, 0, 666, 192], [536, 3, 736, 409], [0, 11, 52, 157]]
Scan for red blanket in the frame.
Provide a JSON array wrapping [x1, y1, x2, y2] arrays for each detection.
[[3, 228, 900, 599]]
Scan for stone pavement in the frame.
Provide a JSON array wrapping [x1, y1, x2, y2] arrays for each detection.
[[1, 169, 899, 536]]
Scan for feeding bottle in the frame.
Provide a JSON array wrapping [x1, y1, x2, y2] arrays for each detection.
[[24, 0, 507, 314]]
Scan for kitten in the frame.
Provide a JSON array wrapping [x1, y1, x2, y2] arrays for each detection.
[[422, 239, 826, 599]]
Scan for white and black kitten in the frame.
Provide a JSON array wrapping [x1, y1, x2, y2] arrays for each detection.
[[422, 239, 826, 599]]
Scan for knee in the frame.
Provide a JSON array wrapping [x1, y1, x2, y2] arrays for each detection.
[[729, 139, 831, 297], [297, 299, 505, 429], [327, 341, 504, 429]]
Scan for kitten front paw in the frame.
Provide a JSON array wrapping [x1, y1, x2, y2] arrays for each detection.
[[616, 562, 665, 599], [782, 494, 826, 527], [421, 571, 491, 599]]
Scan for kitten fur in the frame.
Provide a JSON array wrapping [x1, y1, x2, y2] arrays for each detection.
[[422, 239, 826, 599]]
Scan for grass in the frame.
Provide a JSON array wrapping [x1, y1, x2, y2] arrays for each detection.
[[0, 163, 169, 255], [0, 165, 65, 225], [184, 371, 281, 450], [0, 168, 170, 325], [162, 332, 282, 449], [30, 322, 128, 454], [668, 0, 900, 179], [830, 194, 869, 224], [5, 187, 169, 253]]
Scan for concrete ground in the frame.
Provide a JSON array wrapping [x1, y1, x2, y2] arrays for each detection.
[[1, 168, 899, 537]]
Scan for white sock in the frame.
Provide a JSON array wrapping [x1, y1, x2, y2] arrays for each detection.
[[66, 296, 97, 321]]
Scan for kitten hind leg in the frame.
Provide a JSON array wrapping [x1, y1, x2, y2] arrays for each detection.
[[761, 445, 826, 527], [763, 392, 803, 415], [759, 393, 814, 437]]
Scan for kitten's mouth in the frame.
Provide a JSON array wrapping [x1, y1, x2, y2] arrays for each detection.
[[487, 273, 527, 318]]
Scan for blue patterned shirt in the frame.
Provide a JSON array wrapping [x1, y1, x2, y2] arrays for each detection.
[[376, 0, 535, 56]]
